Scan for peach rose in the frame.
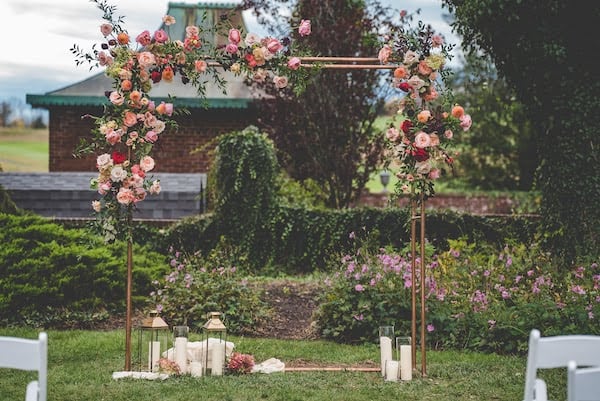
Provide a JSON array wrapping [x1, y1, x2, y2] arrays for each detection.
[[145, 130, 158, 143], [117, 187, 135, 205], [418, 60, 433, 76], [120, 79, 132, 92], [393, 66, 408, 79], [129, 91, 142, 103], [429, 133, 440, 146], [417, 110, 431, 123], [273, 75, 288, 89], [117, 32, 129, 45], [451, 105, 465, 118], [105, 129, 122, 145], [386, 127, 400, 142], [109, 91, 124, 106], [156, 102, 173, 116], [161, 66, 174, 82], [123, 111, 138, 127], [137, 52, 156, 69], [378, 45, 392, 64], [460, 114, 472, 131], [162, 15, 176, 26], [403, 50, 419, 65], [100, 23, 113, 37]]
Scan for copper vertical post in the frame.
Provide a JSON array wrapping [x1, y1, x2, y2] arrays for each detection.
[[125, 238, 133, 371], [410, 198, 417, 370], [420, 196, 427, 376]]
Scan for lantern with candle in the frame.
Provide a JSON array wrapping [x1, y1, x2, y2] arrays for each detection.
[[201, 312, 227, 376], [136, 310, 170, 372], [173, 325, 189, 374]]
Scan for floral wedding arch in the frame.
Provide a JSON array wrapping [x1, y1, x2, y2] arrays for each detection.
[[74, 0, 471, 374]]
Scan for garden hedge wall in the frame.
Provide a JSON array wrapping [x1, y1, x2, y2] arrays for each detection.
[[165, 206, 540, 274]]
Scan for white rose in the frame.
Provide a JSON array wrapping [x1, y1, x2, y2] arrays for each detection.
[[110, 166, 128, 182]]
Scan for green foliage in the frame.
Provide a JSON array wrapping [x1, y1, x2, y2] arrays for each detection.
[[0, 184, 22, 215], [164, 205, 539, 274], [442, 0, 600, 261], [149, 249, 268, 335], [211, 126, 279, 268], [315, 233, 600, 354], [0, 213, 168, 326]]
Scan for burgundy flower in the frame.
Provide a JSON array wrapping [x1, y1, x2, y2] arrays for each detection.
[[401, 119, 413, 134], [414, 148, 429, 162], [151, 70, 162, 83], [398, 82, 411, 92], [112, 151, 127, 164]]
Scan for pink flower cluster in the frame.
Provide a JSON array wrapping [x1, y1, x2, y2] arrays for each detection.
[[226, 352, 255, 374]]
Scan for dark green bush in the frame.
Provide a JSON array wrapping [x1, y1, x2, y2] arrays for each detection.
[[164, 205, 539, 274], [0, 184, 22, 215], [0, 213, 168, 326]]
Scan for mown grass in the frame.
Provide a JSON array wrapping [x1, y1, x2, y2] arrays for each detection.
[[0, 127, 48, 172], [0, 328, 569, 401]]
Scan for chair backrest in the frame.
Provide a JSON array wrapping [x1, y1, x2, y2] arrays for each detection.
[[0, 332, 47, 401], [524, 329, 600, 401], [568, 361, 600, 401]]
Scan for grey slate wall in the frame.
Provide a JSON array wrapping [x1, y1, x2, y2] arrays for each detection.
[[0, 172, 206, 219]]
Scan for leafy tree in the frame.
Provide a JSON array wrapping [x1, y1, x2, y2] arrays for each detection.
[[448, 52, 536, 190], [442, 0, 600, 260], [242, 0, 400, 208]]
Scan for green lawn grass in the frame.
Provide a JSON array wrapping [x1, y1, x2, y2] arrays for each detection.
[[0, 328, 569, 401], [0, 127, 49, 172]]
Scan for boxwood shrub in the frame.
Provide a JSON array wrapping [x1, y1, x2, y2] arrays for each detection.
[[0, 213, 168, 326]]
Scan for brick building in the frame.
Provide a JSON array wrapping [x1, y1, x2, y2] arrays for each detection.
[[15, 2, 259, 219]]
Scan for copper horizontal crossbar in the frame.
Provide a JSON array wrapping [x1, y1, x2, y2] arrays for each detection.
[[206, 57, 398, 70]]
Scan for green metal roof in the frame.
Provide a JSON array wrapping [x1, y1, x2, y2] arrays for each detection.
[[26, 94, 251, 109]]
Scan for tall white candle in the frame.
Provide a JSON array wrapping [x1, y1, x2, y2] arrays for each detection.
[[380, 336, 393, 376], [385, 360, 399, 382], [148, 341, 160, 372], [211, 341, 224, 376], [174, 337, 188, 374], [400, 344, 412, 380]]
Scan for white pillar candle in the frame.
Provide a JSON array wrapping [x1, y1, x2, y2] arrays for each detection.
[[385, 360, 399, 382], [379, 336, 392, 376], [174, 337, 188, 374], [148, 341, 160, 372], [400, 344, 412, 381], [189, 361, 203, 377], [211, 341, 224, 376], [380, 336, 393, 376]]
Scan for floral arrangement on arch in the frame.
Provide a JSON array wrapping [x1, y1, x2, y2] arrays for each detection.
[[72, 0, 312, 241], [377, 16, 472, 201]]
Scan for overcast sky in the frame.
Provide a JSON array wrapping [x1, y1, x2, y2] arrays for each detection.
[[0, 0, 459, 104]]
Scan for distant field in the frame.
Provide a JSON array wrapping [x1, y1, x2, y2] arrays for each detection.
[[0, 127, 49, 172]]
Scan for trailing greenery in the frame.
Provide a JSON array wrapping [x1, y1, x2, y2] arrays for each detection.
[[0, 183, 22, 215], [0, 213, 168, 327], [314, 233, 600, 354], [164, 205, 539, 274], [0, 328, 540, 401], [211, 126, 279, 268], [442, 0, 600, 261]]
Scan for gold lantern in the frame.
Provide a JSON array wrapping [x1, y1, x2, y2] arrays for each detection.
[[136, 310, 169, 372], [201, 312, 227, 376]]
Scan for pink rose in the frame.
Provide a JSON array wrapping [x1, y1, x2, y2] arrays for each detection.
[[414, 131, 431, 148], [228, 29, 241, 44], [97, 51, 113, 66], [378, 45, 392, 64], [96, 153, 112, 170], [245, 33, 260, 46], [145, 130, 158, 143], [386, 127, 400, 141], [134, 187, 147, 203], [185, 26, 199, 38], [155, 102, 173, 116], [272, 75, 288, 89], [105, 129, 122, 145], [162, 15, 176, 26], [154, 29, 168, 43], [116, 187, 135, 205], [109, 91, 124, 106], [287, 57, 301, 70], [266, 38, 283, 53], [100, 23, 113, 37], [417, 110, 431, 123], [98, 181, 112, 195], [143, 112, 157, 128], [444, 129, 453, 139], [131, 164, 145, 178], [299, 19, 311, 36], [225, 43, 239, 54], [432, 35, 444, 47], [136, 30, 152, 46], [429, 168, 441, 180], [140, 155, 155, 172], [460, 114, 472, 131], [195, 60, 207, 73]]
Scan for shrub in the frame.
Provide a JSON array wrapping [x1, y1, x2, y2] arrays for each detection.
[[314, 232, 600, 354], [0, 213, 168, 326], [0, 184, 22, 215], [148, 249, 268, 335]]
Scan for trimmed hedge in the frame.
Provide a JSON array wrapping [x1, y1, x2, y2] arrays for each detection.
[[165, 206, 540, 274], [0, 213, 168, 326]]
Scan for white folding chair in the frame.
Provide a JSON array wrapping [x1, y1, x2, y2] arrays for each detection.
[[0, 332, 47, 401], [524, 329, 600, 401], [568, 361, 600, 401]]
